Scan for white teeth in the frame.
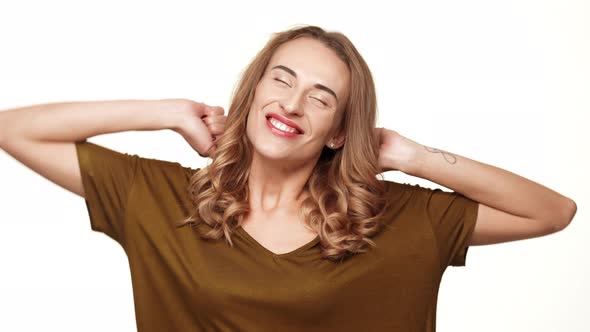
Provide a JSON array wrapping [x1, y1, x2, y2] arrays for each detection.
[[269, 117, 299, 133]]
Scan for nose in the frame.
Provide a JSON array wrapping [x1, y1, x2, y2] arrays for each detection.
[[279, 89, 304, 116]]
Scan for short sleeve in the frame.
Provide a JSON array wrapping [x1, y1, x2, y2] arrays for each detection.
[[411, 184, 479, 269], [75, 139, 139, 247]]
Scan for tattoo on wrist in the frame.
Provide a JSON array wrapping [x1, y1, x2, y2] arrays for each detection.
[[423, 145, 457, 164]]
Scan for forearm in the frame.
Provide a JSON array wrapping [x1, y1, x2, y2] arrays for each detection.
[[398, 141, 575, 224], [0, 99, 188, 143]]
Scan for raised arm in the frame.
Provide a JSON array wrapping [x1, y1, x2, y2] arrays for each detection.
[[0, 99, 189, 197]]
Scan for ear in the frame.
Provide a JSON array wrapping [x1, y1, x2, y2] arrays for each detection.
[[327, 126, 346, 149]]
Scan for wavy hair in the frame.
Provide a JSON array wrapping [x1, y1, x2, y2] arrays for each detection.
[[176, 25, 388, 262]]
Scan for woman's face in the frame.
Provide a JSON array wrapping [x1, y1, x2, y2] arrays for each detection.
[[246, 37, 350, 166]]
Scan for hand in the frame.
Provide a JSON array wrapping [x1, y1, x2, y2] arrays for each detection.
[[374, 127, 420, 173], [175, 101, 226, 158]]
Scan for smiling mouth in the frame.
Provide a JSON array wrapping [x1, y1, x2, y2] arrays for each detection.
[[265, 115, 303, 134]]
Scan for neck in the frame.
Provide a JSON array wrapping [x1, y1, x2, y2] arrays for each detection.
[[247, 152, 319, 215]]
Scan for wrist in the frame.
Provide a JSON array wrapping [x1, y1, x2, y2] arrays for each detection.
[[388, 136, 425, 175], [163, 98, 194, 133], [399, 145, 425, 176]]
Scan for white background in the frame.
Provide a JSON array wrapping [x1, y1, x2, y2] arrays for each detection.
[[0, 0, 588, 331]]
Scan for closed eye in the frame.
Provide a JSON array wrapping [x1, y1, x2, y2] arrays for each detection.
[[274, 78, 329, 107], [274, 78, 290, 86], [312, 97, 328, 106]]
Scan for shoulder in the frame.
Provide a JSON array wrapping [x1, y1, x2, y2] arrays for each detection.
[[134, 155, 199, 181]]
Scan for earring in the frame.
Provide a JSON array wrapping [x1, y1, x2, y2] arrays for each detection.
[[330, 142, 335, 148]]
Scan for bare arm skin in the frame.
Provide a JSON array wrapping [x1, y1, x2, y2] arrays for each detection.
[[374, 127, 576, 246], [0, 99, 189, 198], [417, 145, 576, 243]]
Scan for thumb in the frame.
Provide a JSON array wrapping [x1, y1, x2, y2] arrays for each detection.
[[205, 141, 217, 157], [189, 116, 216, 156]]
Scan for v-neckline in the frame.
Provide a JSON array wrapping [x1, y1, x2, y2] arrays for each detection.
[[236, 225, 320, 258]]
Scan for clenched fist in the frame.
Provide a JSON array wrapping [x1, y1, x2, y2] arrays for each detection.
[[174, 100, 226, 158]]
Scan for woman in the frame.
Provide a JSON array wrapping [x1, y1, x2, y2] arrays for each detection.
[[0, 25, 576, 332]]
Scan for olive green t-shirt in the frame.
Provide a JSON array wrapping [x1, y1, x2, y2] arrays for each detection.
[[75, 139, 479, 332]]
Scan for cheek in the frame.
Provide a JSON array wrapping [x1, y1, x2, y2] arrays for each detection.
[[245, 116, 257, 144], [311, 115, 336, 135], [313, 115, 334, 135]]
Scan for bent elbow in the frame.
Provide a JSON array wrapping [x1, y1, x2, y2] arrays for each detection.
[[558, 198, 577, 230]]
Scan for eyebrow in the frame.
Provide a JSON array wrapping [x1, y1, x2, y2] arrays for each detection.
[[271, 65, 339, 103]]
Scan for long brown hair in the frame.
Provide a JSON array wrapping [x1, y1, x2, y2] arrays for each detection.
[[176, 25, 388, 262]]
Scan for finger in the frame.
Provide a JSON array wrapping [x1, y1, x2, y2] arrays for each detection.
[[205, 138, 218, 154], [203, 106, 225, 117], [212, 106, 225, 115], [199, 105, 211, 118], [203, 115, 226, 125], [208, 123, 225, 135], [207, 144, 217, 157], [202, 115, 226, 126]]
